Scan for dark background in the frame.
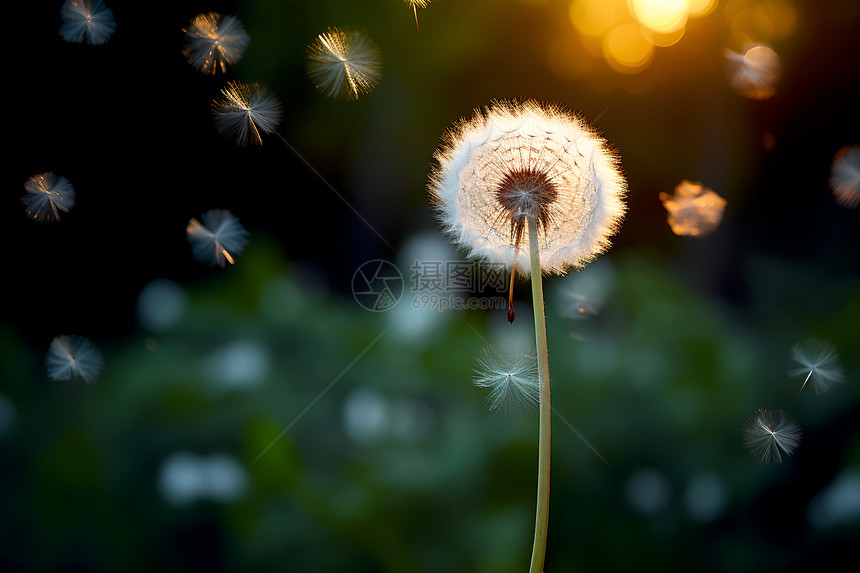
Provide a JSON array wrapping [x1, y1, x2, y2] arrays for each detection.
[[2, 1, 859, 572]]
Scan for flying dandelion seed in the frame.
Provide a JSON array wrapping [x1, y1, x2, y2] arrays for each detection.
[[20, 172, 76, 223], [725, 43, 780, 100], [182, 12, 250, 75], [46, 335, 104, 384], [658, 180, 727, 237], [212, 81, 282, 146], [58, 0, 116, 45], [473, 346, 540, 412], [743, 409, 802, 463], [789, 338, 847, 395], [404, 0, 431, 30], [829, 145, 860, 209], [306, 27, 382, 100], [186, 209, 249, 267]]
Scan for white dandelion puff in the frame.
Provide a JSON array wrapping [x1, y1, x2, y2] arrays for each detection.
[[404, 0, 431, 30], [21, 172, 76, 223], [658, 180, 727, 237], [429, 99, 627, 278], [212, 81, 282, 146], [743, 409, 802, 463], [46, 335, 104, 384], [186, 209, 249, 267], [473, 346, 540, 412], [789, 338, 846, 395], [829, 145, 860, 209], [306, 27, 382, 100], [182, 12, 250, 75], [725, 43, 780, 100], [59, 0, 116, 46]]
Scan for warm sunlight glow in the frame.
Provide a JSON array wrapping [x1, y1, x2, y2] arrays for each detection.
[[687, 0, 718, 17], [570, 0, 628, 37], [604, 21, 655, 72], [629, 0, 689, 33]]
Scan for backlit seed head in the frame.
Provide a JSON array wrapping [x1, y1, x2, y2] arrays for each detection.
[[428, 99, 627, 276]]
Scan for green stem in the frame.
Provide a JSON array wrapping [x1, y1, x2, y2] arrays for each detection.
[[527, 217, 551, 573]]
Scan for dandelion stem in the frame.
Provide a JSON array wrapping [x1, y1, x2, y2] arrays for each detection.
[[527, 217, 551, 573]]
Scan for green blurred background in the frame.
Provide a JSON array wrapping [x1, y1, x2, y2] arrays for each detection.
[[2, 1, 859, 571]]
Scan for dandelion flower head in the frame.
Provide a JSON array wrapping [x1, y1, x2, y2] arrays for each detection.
[[58, 0, 116, 46], [182, 12, 250, 75], [429, 99, 627, 277], [473, 346, 540, 412], [789, 338, 846, 395], [46, 335, 104, 384], [829, 144, 860, 209], [21, 172, 76, 223], [658, 180, 727, 237], [306, 27, 382, 100], [186, 209, 249, 267], [212, 81, 282, 146], [742, 409, 802, 464]]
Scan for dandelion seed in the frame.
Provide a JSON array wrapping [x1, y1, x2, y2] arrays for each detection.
[[58, 0, 116, 45], [182, 12, 250, 75], [829, 145, 860, 209], [46, 335, 103, 384], [306, 27, 382, 100], [20, 172, 76, 223], [186, 209, 249, 267], [725, 43, 780, 100], [212, 81, 282, 146], [404, 0, 431, 30], [743, 409, 802, 463], [473, 346, 540, 412], [789, 338, 846, 395], [658, 180, 727, 237]]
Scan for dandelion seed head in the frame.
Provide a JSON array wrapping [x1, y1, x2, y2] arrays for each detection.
[[46, 335, 104, 384], [658, 180, 727, 237], [742, 408, 802, 463], [725, 43, 780, 100], [186, 209, 249, 267], [429, 99, 627, 276], [212, 82, 282, 146], [473, 346, 540, 412], [306, 27, 382, 100], [789, 338, 846, 395], [59, 0, 116, 45], [182, 12, 250, 75], [829, 145, 860, 209], [21, 172, 76, 223]]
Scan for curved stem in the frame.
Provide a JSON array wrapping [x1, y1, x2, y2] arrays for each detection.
[[527, 217, 551, 573]]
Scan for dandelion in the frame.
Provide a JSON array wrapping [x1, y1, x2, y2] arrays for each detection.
[[789, 338, 846, 395], [20, 172, 76, 222], [743, 409, 802, 463], [186, 209, 249, 267], [404, 1, 431, 30], [725, 43, 780, 100], [46, 335, 103, 383], [829, 144, 860, 209], [306, 27, 382, 100], [473, 346, 540, 412], [58, 0, 116, 46], [658, 180, 727, 237], [182, 12, 250, 75], [428, 98, 626, 573], [212, 81, 282, 146]]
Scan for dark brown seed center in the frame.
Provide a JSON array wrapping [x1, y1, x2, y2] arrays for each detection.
[[493, 167, 558, 241]]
